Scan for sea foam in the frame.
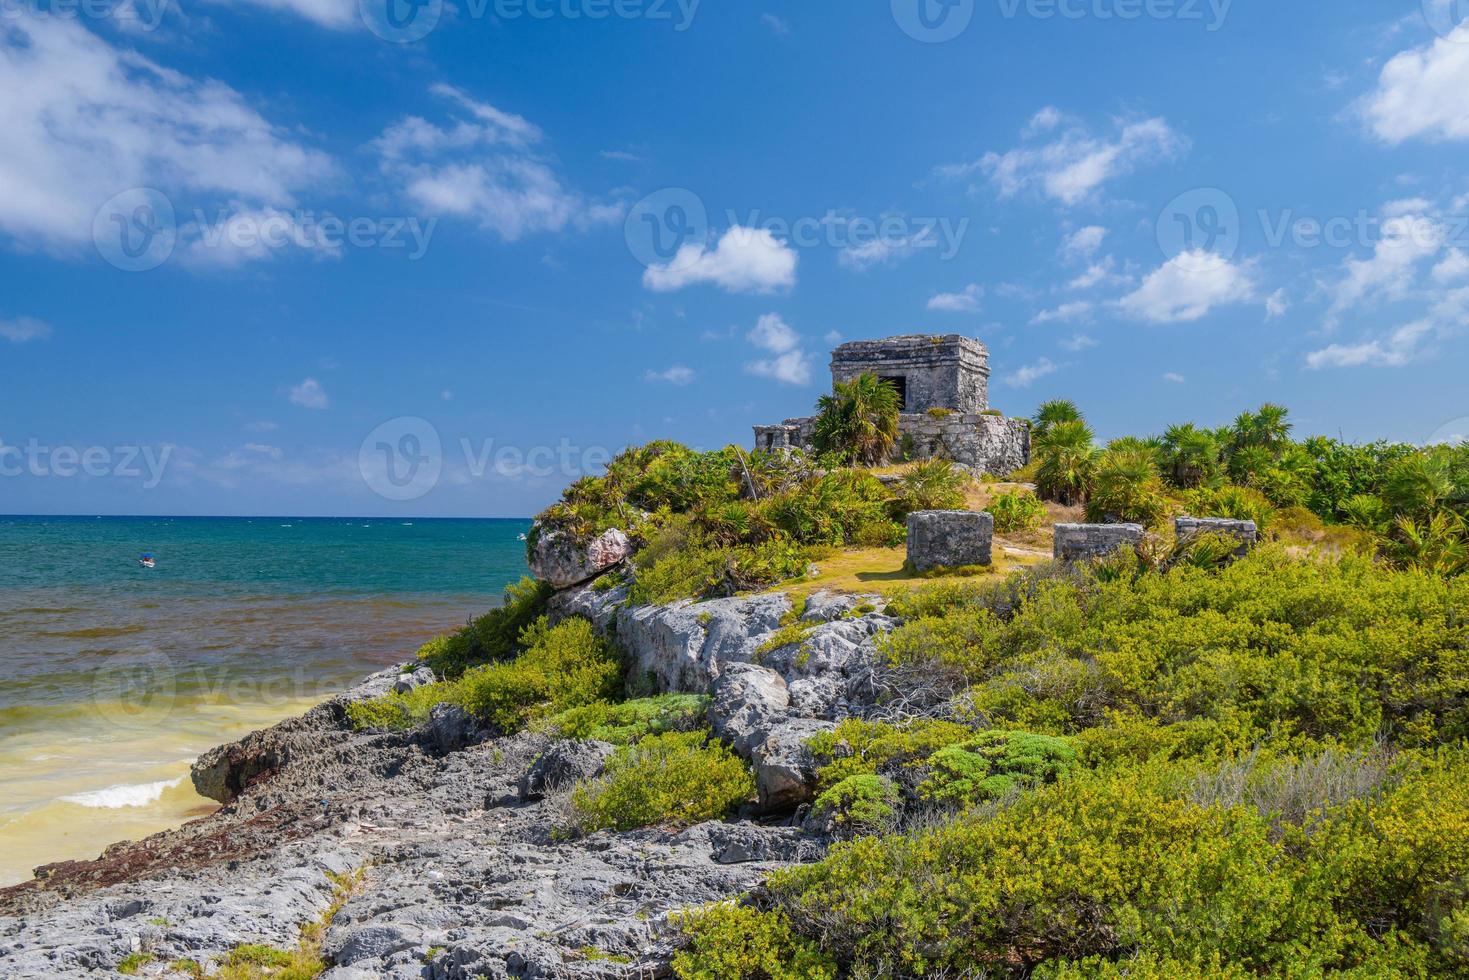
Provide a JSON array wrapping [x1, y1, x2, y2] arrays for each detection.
[[60, 777, 183, 809]]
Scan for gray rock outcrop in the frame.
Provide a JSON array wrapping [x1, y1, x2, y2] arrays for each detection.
[[528, 526, 631, 590]]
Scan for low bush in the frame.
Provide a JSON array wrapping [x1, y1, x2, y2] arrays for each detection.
[[344, 677, 464, 731], [541, 694, 710, 745], [988, 487, 1048, 533], [416, 576, 553, 677], [458, 617, 621, 732], [809, 774, 900, 835], [918, 730, 1078, 808], [672, 904, 837, 980], [566, 731, 754, 834]]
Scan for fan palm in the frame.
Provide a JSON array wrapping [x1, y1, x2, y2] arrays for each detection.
[[1032, 399, 1083, 442], [1034, 419, 1098, 505], [1160, 422, 1221, 489], [812, 373, 902, 466]]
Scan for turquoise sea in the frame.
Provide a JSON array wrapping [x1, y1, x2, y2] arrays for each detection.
[[0, 516, 530, 885]]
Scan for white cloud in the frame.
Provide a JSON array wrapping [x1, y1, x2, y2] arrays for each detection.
[[241, 442, 283, 460], [1433, 248, 1469, 284], [1306, 320, 1433, 369], [1062, 225, 1107, 259], [373, 85, 618, 242], [941, 113, 1184, 206], [0, 316, 52, 343], [1325, 211, 1444, 324], [744, 313, 812, 385], [838, 236, 914, 271], [823, 329, 843, 345], [1265, 287, 1290, 319], [760, 13, 790, 34], [1359, 25, 1469, 144], [645, 365, 695, 385], [1030, 300, 1093, 325], [181, 206, 344, 267], [1025, 106, 1064, 137], [1162, 372, 1186, 384], [0, 13, 333, 250], [219, 0, 355, 28], [288, 377, 329, 409], [644, 226, 798, 294], [1117, 252, 1255, 323], [927, 284, 983, 312], [1059, 333, 1098, 352], [748, 312, 799, 353], [441, 389, 454, 400], [1003, 357, 1058, 388], [1066, 258, 1127, 290]]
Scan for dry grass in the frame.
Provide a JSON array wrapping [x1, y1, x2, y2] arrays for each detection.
[[768, 545, 1042, 601]]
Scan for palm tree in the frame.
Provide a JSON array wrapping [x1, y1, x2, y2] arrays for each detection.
[[1034, 418, 1097, 505], [812, 373, 901, 466], [1087, 444, 1169, 526], [1383, 452, 1456, 519], [1032, 399, 1083, 442], [1160, 423, 1221, 489]]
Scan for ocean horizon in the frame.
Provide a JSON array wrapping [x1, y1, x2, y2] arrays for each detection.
[[0, 515, 531, 885]]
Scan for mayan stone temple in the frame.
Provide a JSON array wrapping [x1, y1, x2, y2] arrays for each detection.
[[753, 334, 1031, 475]]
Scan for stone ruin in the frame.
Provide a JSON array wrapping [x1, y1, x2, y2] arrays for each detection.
[[907, 510, 994, 571], [753, 334, 1031, 476]]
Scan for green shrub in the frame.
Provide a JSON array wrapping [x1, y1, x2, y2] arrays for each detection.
[[812, 373, 901, 466], [989, 488, 1048, 533], [417, 576, 553, 677], [672, 904, 837, 980], [1180, 484, 1275, 531], [628, 544, 730, 605], [807, 717, 977, 791], [567, 731, 754, 833], [918, 730, 1078, 807], [542, 694, 710, 744], [890, 458, 969, 516], [1086, 446, 1173, 527], [458, 617, 621, 732], [810, 774, 900, 834], [345, 678, 464, 731]]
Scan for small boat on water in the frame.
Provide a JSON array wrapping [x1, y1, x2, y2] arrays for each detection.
[[138, 553, 155, 569], [517, 533, 527, 541]]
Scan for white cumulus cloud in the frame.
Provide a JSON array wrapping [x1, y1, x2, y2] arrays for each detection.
[[1117, 252, 1255, 323], [645, 365, 695, 385], [644, 226, 798, 294], [744, 313, 812, 385], [1003, 357, 1058, 388], [1359, 25, 1469, 144], [0, 316, 52, 343], [927, 284, 983, 312], [288, 377, 329, 409]]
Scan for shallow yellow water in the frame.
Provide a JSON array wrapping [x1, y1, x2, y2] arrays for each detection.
[[0, 693, 324, 886]]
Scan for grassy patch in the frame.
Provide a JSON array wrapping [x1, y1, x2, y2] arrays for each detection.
[[541, 694, 710, 745], [769, 545, 1030, 601], [117, 951, 155, 975], [566, 731, 754, 834]]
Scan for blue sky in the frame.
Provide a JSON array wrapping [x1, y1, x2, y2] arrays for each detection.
[[2, 0, 1468, 516]]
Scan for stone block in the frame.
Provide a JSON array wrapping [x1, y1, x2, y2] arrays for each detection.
[[1175, 516, 1258, 556], [906, 510, 993, 571], [1053, 523, 1145, 562]]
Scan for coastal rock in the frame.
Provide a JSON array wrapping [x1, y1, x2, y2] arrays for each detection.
[[392, 666, 435, 694], [422, 702, 483, 755], [519, 739, 617, 801], [615, 592, 792, 693], [528, 527, 631, 590], [751, 718, 834, 812], [754, 613, 896, 718], [546, 576, 629, 631], [708, 663, 791, 756]]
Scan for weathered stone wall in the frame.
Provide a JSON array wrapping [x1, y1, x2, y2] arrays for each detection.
[[829, 334, 989, 413], [1053, 523, 1145, 562], [1175, 516, 1258, 556], [751, 413, 1029, 476], [907, 510, 993, 571]]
